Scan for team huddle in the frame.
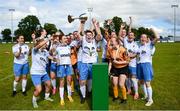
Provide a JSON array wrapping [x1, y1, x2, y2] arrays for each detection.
[[11, 17, 159, 108]]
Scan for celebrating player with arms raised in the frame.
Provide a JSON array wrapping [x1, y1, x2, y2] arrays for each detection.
[[137, 28, 159, 106]]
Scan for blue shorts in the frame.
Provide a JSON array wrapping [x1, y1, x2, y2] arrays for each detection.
[[50, 63, 57, 73], [31, 74, 50, 86], [13, 63, 29, 77], [57, 65, 73, 78], [137, 63, 153, 81], [46, 64, 50, 73], [128, 66, 137, 75], [77, 61, 82, 72], [80, 63, 92, 80]]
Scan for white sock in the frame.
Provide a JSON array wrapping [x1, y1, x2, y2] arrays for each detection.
[[132, 78, 138, 94], [45, 93, 50, 99], [147, 86, 153, 101], [87, 79, 92, 92], [67, 85, 72, 96], [22, 79, 27, 92], [51, 79, 56, 89], [142, 84, 148, 97], [13, 80, 18, 91], [32, 95, 37, 102], [59, 87, 64, 100], [80, 85, 86, 98]]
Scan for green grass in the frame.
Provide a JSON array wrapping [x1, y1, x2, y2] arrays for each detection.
[[0, 43, 180, 110]]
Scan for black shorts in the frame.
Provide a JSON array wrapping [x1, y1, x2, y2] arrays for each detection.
[[110, 66, 128, 77], [72, 63, 77, 70]]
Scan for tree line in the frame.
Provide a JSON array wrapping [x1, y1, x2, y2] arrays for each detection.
[[1, 15, 154, 42]]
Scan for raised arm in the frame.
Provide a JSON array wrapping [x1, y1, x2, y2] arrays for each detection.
[[92, 18, 102, 41], [151, 28, 159, 44], [90, 19, 95, 32], [118, 23, 125, 39], [128, 16, 132, 34], [77, 19, 86, 39], [34, 39, 49, 50], [104, 28, 110, 40]]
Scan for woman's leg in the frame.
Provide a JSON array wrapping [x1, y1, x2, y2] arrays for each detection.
[[139, 80, 148, 100], [67, 75, 74, 102], [112, 76, 119, 101], [80, 79, 86, 103], [22, 75, 27, 95], [119, 74, 127, 103], [59, 78, 65, 105], [145, 81, 153, 106], [126, 74, 132, 94], [12, 76, 21, 96], [32, 85, 42, 108], [50, 71, 56, 94], [131, 75, 139, 99], [44, 80, 53, 101]]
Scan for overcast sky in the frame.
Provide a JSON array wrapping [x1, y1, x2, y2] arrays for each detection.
[[0, 0, 180, 37]]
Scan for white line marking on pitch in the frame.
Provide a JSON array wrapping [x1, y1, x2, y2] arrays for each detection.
[[0, 74, 14, 81]]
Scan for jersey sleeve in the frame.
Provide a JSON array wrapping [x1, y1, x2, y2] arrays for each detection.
[[12, 45, 19, 55], [32, 47, 39, 55]]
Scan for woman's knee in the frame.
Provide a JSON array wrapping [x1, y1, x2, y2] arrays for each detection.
[[80, 80, 86, 86], [50, 72, 56, 79], [67, 76, 72, 84], [145, 81, 151, 87], [35, 86, 42, 94], [59, 78, 64, 87]]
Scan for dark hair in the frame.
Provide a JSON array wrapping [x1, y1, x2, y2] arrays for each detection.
[[128, 32, 135, 36], [40, 28, 45, 33], [16, 35, 24, 40], [34, 38, 44, 47], [68, 33, 72, 36], [73, 31, 78, 33], [59, 35, 64, 40], [141, 34, 149, 38], [53, 35, 59, 40], [85, 30, 93, 35]]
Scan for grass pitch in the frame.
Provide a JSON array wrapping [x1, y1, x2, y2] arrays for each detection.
[[0, 43, 180, 110]]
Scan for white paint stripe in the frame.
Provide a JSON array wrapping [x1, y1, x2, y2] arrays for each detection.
[[0, 74, 14, 81]]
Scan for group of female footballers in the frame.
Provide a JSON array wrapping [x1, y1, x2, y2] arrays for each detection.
[[11, 17, 159, 108]]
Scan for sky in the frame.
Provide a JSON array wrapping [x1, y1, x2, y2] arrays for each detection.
[[0, 0, 180, 37]]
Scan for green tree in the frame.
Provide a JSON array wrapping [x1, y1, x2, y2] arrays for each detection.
[[103, 16, 154, 41], [14, 29, 22, 37], [135, 27, 154, 40], [1, 28, 11, 42], [100, 27, 105, 36], [103, 16, 123, 35], [44, 23, 57, 35], [112, 16, 123, 35], [15, 15, 41, 41]]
